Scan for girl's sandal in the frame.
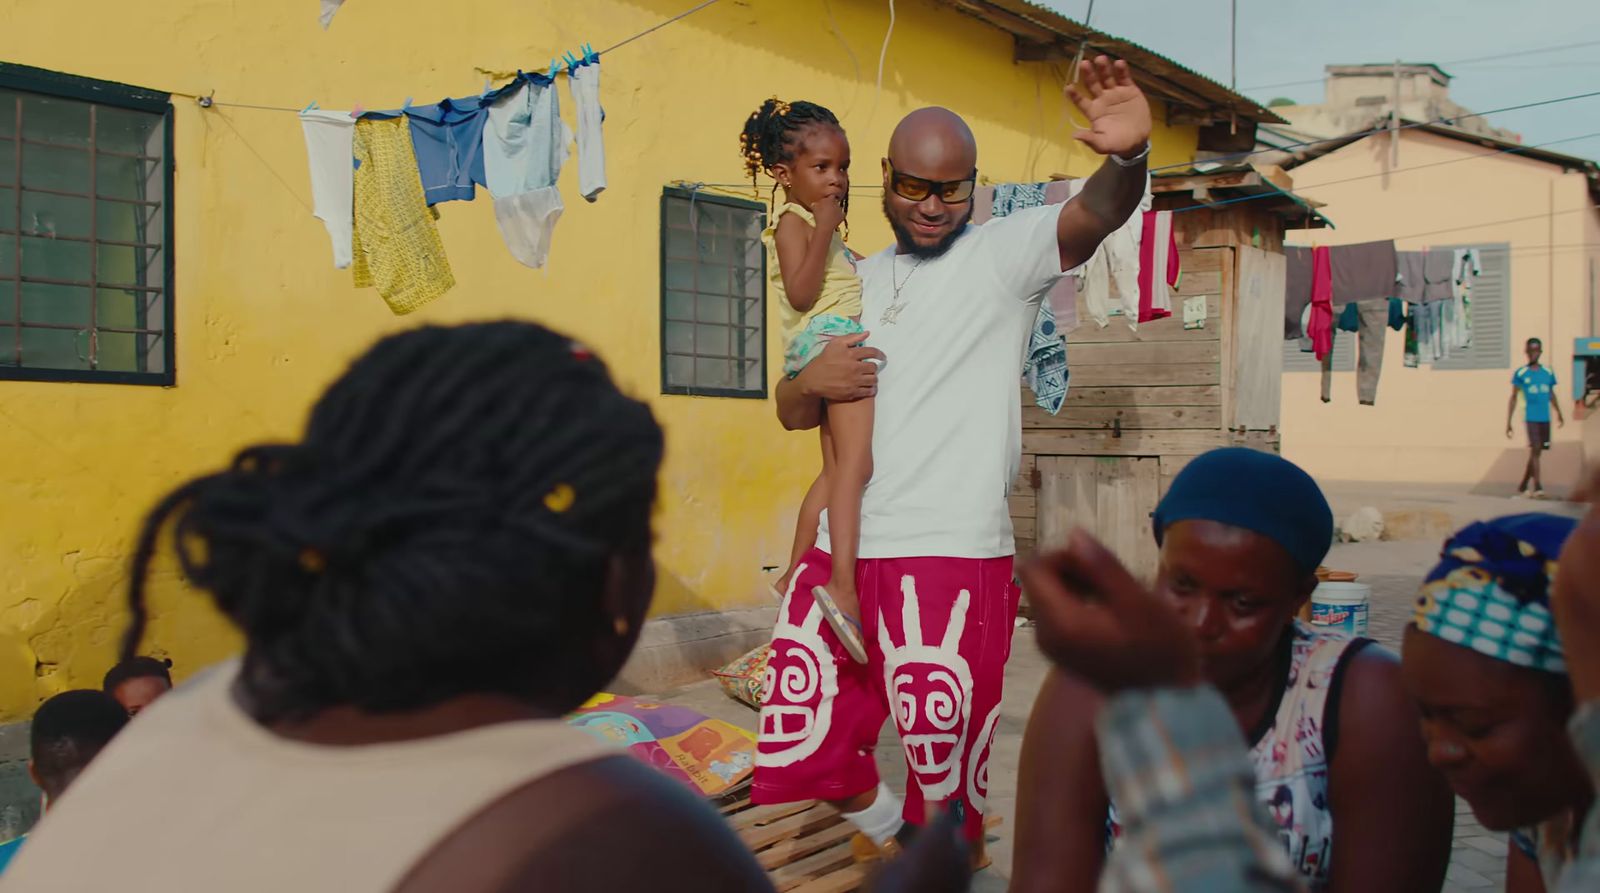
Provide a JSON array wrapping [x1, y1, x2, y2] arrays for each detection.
[[811, 585, 869, 664]]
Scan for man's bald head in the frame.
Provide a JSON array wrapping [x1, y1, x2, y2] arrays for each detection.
[[887, 107, 977, 176]]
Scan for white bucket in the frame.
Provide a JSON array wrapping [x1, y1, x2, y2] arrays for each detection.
[[1310, 582, 1370, 638]]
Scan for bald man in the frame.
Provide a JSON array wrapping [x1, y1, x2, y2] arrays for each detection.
[[754, 58, 1155, 860]]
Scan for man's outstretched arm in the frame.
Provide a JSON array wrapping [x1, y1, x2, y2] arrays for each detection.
[[1056, 56, 1154, 272]]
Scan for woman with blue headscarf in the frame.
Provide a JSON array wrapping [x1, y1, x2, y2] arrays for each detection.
[[1403, 512, 1594, 892], [1015, 449, 1454, 893]]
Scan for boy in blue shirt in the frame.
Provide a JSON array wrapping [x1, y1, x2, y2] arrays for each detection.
[[1508, 337, 1566, 498]]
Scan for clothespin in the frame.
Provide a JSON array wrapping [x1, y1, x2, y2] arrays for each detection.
[[481, 79, 494, 99], [584, 43, 598, 65], [302, 100, 319, 114], [564, 51, 581, 72], [550, 57, 563, 77], [401, 96, 414, 113], [349, 103, 366, 119]]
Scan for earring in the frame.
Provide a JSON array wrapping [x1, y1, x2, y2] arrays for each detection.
[[613, 616, 630, 637]]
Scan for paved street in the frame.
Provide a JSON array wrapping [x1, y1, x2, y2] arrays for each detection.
[[661, 509, 1576, 890]]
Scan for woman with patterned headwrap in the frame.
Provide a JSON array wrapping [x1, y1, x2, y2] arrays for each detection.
[[1402, 513, 1593, 892]]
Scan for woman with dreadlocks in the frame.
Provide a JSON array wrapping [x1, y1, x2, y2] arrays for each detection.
[[740, 97, 873, 664], [0, 323, 970, 892]]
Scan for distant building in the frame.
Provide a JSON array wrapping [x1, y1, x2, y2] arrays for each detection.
[[1255, 65, 1600, 492], [1254, 63, 1520, 166]]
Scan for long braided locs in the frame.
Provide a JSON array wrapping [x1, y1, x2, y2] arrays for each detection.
[[121, 322, 664, 722]]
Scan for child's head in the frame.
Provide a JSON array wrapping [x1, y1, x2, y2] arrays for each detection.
[[29, 690, 129, 806], [739, 98, 850, 211], [102, 656, 173, 716]]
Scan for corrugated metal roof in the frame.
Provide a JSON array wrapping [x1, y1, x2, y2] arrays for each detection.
[[941, 0, 1286, 125]]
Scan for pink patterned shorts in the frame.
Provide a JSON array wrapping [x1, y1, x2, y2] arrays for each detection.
[[751, 547, 1020, 842]]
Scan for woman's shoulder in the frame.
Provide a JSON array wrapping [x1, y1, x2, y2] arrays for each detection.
[[399, 755, 769, 893]]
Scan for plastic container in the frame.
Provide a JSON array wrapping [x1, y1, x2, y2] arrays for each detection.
[[1310, 581, 1370, 638]]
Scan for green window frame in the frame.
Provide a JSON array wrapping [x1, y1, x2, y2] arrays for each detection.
[[0, 62, 175, 385], [659, 186, 767, 398]]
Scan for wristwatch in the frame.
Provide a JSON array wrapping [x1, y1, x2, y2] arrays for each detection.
[[1110, 142, 1152, 167]]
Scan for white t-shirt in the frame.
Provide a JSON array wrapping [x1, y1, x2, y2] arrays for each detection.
[[818, 202, 1070, 559]]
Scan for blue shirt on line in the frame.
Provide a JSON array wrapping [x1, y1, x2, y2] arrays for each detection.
[[1514, 364, 1558, 424]]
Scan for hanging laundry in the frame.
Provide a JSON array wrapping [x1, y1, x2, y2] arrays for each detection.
[[1422, 247, 1454, 302], [1320, 334, 1335, 403], [407, 97, 490, 205], [1284, 245, 1311, 339], [484, 73, 570, 197], [1183, 294, 1207, 330], [1387, 297, 1406, 331], [484, 73, 574, 270], [1137, 209, 1179, 323], [1453, 248, 1482, 294], [1355, 300, 1389, 405], [1329, 239, 1397, 305], [1396, 250, 1427, 303], [1081, 176, 1151, 329], [992, 182, 1046, 218], [1022, 304, 1071, 415], [980, 180, 1078, 414], [568, 61, 606, 202], [319, 0, 345, 29], [1453, 247, 1481, 350], [351, 117, 455, 314], [1337, 300, 1360, 333], [1309, 246, 1333, 361], [299, 109, 355, 269], [1404, 302, 1420, 368]]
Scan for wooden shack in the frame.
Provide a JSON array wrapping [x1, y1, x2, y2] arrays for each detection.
[[1010, 166, 1329, 577]]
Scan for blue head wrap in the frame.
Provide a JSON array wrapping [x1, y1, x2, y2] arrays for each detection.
[[1414, 513, 1575, 674], [1151, 448, 1333, 575]]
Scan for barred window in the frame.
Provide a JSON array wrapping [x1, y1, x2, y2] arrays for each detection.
[[659, 187, 766, 398], [0, 64, 173, 385]]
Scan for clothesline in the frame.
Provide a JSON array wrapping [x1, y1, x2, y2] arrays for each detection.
[[1169, 128, 1600, 216], [168, 0, 724, 114], [1150, 88, 1600, 173]]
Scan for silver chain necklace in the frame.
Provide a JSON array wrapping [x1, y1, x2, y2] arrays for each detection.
[[881, 255, 922, 325]]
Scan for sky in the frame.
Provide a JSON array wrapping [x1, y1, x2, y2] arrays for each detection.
[[1038, 0, 1600, 155]]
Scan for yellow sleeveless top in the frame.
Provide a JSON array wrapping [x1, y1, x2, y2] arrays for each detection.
[[761, 202, 863, 345]]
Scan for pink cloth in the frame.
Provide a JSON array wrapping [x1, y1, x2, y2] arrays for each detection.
[[1310, 246, 1334, 360], [1137, 210, 1179, 323], [752, 548, 1019, 843]]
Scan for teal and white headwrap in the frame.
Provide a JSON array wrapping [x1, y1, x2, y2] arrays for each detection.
[[1413, 513, 1576, 674]]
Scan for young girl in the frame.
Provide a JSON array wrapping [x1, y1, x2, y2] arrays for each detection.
[[740, 98, 871, 664]]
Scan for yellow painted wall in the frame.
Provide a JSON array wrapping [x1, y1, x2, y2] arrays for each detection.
[[0, 0, 1197, 719], [1280, 129, 1600, 488]]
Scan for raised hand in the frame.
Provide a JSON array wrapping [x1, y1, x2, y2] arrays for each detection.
[[1020, 529, 1200, 693], [811, 195, 846, 234], [1065, 55, 1153, 159]]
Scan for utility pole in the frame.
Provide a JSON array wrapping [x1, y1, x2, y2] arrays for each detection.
[[1231, 0, 1238, 89], [1389, 59, 1401, 173]]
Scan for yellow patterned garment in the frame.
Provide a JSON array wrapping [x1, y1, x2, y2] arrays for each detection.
[[351, 117, 454, 314]]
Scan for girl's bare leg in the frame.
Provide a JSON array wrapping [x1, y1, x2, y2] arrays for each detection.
[[819, 395, 874, 623]]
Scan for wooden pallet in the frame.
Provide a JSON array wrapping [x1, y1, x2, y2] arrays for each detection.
[[716, 786, 1006, 892], [720, 791, 866, 892]]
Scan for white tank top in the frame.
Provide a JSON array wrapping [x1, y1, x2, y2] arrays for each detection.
[[0, 660, 615, 892], [1109, 622, 1369, 891]]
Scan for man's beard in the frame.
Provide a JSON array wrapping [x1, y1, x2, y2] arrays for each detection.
[[883, 193, 973, 260]]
